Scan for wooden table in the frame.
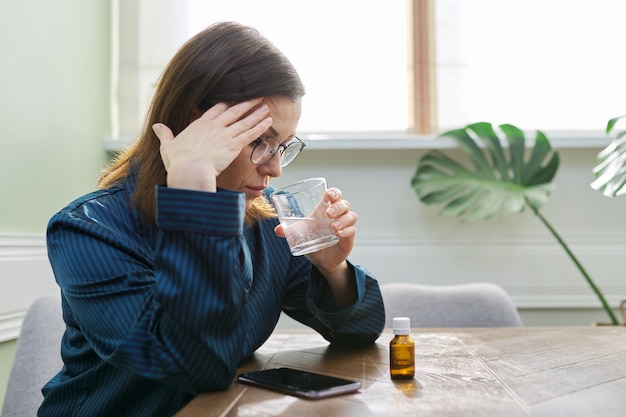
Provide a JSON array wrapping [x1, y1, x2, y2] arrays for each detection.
[[175, 327, 626, 417]]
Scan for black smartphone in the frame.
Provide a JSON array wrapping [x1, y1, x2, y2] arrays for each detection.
[[237, 367, 361, 400]]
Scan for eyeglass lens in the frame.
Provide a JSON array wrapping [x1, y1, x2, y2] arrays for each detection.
[[251, 138, 304, 167], [250, 140, 276, 165]]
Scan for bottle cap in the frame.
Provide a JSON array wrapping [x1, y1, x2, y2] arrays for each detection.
[[392, 317, 411, 335]]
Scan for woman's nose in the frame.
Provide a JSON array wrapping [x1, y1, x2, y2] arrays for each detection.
[[258, 153, 283, 177]]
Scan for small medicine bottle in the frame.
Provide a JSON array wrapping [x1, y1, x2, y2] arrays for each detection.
[[389, 317, 415, 379]]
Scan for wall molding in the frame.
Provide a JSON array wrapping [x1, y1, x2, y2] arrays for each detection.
[[350, 234, 626, 309], [0, 233, 57, 342]]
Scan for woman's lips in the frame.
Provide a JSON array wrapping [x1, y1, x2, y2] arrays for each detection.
[[246, 186, 266, 198]]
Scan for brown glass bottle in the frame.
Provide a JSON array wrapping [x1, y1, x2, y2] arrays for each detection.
[[390, 317, 415, 379]]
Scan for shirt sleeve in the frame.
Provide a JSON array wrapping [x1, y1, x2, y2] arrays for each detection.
[[279, 253, 385, 346], [47, 186, 257, 393], [305, 263, 386, 346]]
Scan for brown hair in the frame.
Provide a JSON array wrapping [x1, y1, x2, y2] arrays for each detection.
[[99, 22, 305, 225]]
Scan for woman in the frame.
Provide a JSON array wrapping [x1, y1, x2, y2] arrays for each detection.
[[40, 22, 385, 416]]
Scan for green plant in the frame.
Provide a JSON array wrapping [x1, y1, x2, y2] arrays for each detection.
[[592, 115, 626, 197], [411, 122, 620, 325]]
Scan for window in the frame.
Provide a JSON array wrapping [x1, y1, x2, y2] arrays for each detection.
[[112, 0, 626, 144], [433, 0, 626, 133], [187, 0, 409, 134]]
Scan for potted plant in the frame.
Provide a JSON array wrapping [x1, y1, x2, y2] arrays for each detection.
[[411, 122, 621, 325]]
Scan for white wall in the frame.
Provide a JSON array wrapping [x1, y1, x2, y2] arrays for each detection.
[[0, 1, 110, 234]]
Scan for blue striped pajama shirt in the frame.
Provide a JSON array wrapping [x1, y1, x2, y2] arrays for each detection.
[[39, 177, 385, 416]]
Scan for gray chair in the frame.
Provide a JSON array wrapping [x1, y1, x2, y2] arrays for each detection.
[[380, 282, 522, 328], [1, 294, 64, 417]]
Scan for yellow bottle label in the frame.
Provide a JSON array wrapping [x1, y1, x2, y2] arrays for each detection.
[[390, 336, 415, 379]]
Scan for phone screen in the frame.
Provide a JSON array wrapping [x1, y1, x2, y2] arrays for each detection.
[[237, 367, 361, 399]]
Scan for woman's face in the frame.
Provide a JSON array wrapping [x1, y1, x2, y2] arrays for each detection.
[[216, 95, 302, 209]]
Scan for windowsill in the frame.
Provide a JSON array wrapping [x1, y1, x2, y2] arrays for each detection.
[[105, 130, 611, 152]]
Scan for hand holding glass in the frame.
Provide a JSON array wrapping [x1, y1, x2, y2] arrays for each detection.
[[271, 178, 340, 256]]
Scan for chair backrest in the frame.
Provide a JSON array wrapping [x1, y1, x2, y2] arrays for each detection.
[[1, 294, 64, 417], [380, 282, 522, 328]]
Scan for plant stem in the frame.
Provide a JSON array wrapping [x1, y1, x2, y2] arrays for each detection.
[[528, 203, 619, 325]]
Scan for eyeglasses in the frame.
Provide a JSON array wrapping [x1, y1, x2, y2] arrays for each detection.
[[250, 136, 306, 167]]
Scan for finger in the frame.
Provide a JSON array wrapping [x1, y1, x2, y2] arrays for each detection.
[[326, 188, 342, 203], [336, 225, 356, 238], [274, 224, 285, 238], [327, 200, 351, 219], [230, 104, 271, 139], [152, 123, 175, 143], [332, 211, 358, 230], [233, 115, 273, 146], [198, 102, 230, 121], [210, 98, 266, 125]]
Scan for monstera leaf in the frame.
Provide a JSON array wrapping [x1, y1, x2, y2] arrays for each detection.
[[412, 121, 620, 325], [412, 122, 560, 222], [591, 115, 626, 197]]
